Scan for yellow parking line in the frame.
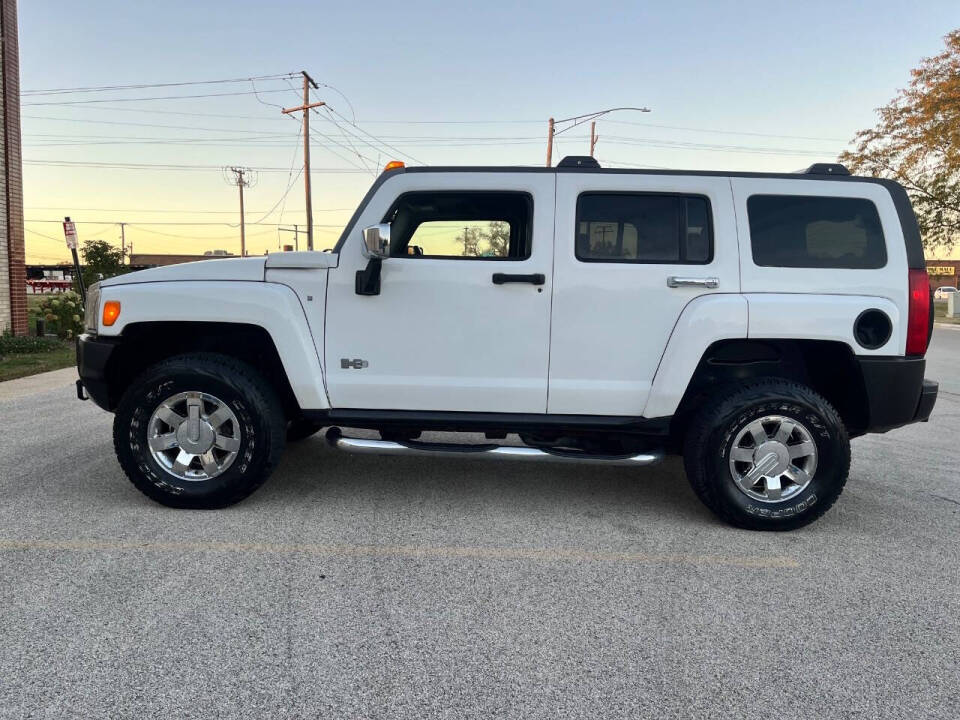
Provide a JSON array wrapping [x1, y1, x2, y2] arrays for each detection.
[[0, 538, 799, 568]]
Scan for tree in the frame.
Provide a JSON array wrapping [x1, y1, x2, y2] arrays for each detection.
[[483, 221, 510, 257], [79, 239, 126, 289], [456, 227, 481, 257], [839, 30, 960, 251], [455, 222, 512, 257]]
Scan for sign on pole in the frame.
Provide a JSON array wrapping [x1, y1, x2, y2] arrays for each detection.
[[63, 216, 86, 304], [63, 219, 78, 250]]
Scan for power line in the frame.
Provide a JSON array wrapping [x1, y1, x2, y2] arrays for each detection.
[[325, 106, 423, 165], [22, 88, 293, 107], [24, 205, 352, 214], [27, 219, 345, 227], [603, 119, 848, 142], [23, 113, 286, 134], [22, 73, 297, 96], [24, 159, 370, 173], [249, 120, 305, 225]]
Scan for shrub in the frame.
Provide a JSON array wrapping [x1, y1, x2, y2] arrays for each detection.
[[37, 292, 84, 339], [0, 334, 63, 355]]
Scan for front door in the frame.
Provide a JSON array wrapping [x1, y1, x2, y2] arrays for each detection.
[[324, 172, 556, 413]]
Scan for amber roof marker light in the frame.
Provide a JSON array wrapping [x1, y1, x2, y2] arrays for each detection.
[[383, 161, 405, 172]]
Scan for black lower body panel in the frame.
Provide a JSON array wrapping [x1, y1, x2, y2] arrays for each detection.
[[76, 333, 121, 410], [858, 356, 937, 432]]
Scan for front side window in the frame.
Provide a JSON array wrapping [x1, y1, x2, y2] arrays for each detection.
[[748, 194, 887, 269], [576, 193, 713, 264], [384, 191, 532, 260]]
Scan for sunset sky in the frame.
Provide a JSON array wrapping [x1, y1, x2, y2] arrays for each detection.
[[19, 0, 960, 264]]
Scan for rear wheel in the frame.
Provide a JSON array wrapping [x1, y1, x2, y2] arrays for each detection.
[[113, 353, 286, 509], [683, 379, 850, 530]]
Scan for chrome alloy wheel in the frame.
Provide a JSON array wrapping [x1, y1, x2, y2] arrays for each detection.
[[147, 391, 241, 481], [728, 415, 818, 503]]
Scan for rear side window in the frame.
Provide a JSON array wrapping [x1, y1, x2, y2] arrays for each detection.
[[748, 195, 886, 269], [576, 193, 713, 264]]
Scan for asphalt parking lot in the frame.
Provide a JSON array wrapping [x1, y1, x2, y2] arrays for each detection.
[[1, 331, 959, 719]]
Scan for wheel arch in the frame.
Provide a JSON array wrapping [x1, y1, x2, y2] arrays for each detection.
[[95, 280, 329, 413], [101, 322, 303, 417], [670, 338, 870, 444]]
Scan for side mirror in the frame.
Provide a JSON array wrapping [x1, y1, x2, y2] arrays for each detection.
[[362, 223, 391, 259]]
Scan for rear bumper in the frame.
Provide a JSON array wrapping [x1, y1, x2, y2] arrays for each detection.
[[858, 356, 937, 433], [76, 333, 120, 411]]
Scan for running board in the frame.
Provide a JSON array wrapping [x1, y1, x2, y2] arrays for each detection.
[[325, 428, 663, 467]]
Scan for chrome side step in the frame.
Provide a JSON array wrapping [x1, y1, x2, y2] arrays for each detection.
[[325, 428, 663, 467]]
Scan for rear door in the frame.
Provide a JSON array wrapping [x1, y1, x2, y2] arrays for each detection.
[[548, 172, 739, 416], [324, 171, 556, 413]]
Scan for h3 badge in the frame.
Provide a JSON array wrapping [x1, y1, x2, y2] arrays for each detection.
[[340, 358, 369, 370]]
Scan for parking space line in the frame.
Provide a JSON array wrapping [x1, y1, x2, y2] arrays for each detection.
[[0, 538, 799, 568]]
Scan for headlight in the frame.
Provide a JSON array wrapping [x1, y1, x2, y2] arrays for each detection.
[[84, 283, 100, 333]]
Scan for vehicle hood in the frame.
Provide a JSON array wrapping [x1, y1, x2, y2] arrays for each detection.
[[99, 256, 267, 287]]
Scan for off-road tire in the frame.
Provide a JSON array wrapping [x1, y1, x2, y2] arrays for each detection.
[[113, 353, 286, 509], [683, 379, 850, 531]]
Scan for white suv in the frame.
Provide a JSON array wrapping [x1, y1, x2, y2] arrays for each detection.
[[934, 286, 957, 300], [77, 157, 938, 530]]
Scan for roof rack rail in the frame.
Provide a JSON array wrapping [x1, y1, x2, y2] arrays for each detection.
[[558, 155, 601, 169], [801, 163, 850, 176]]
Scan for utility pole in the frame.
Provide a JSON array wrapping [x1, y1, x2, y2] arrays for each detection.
[[282, 70, 324, 251], [590, 121, 598, 157], [226, 167, 252, 256], [279, 224, 300, 251], [119, 222, 126, 265], [545, 117, 555, 167]]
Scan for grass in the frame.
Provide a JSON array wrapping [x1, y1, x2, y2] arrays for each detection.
[[0, 339, 75, 382], [934, 300, 960, 325]]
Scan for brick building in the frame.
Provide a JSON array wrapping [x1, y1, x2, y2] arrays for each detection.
[[0, 0, 24, 335], [927, 260, 960, 293]]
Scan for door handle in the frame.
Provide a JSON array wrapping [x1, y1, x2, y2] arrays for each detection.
[[492, 273, 545, 285], [667, 276, 719, 289]]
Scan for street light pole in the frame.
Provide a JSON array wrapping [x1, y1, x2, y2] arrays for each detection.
[[546, 107, 651, 165]]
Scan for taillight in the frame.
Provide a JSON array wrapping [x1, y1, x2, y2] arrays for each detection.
[[906, 268, 931, 356]]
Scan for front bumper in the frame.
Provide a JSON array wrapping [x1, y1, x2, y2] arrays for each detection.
[[76, 333, 120, 411], [858, 356, 937, 433]]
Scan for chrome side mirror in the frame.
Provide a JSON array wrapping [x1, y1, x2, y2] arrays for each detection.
[[362, 223, 391, 259]]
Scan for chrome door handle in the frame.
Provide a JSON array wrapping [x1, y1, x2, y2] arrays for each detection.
[[667, 276, 719, 289]]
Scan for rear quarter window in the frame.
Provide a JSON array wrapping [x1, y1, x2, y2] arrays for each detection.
[[747, 194, 887, 269]]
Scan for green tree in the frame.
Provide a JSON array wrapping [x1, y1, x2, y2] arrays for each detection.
[[80, 239, 126, 290], [839, 30, 960, 251]]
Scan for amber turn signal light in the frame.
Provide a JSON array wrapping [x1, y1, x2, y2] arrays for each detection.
[[102, 301, 121, 326], [383, 160, 405, 172]]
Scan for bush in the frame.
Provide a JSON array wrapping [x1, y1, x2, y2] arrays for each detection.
[[0, 334, 63, 355], [36, 292, 84, 339]]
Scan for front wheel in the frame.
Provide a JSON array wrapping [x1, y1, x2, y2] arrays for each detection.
[[113, 353, 286, 509], [683, 379, 850, 531]]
